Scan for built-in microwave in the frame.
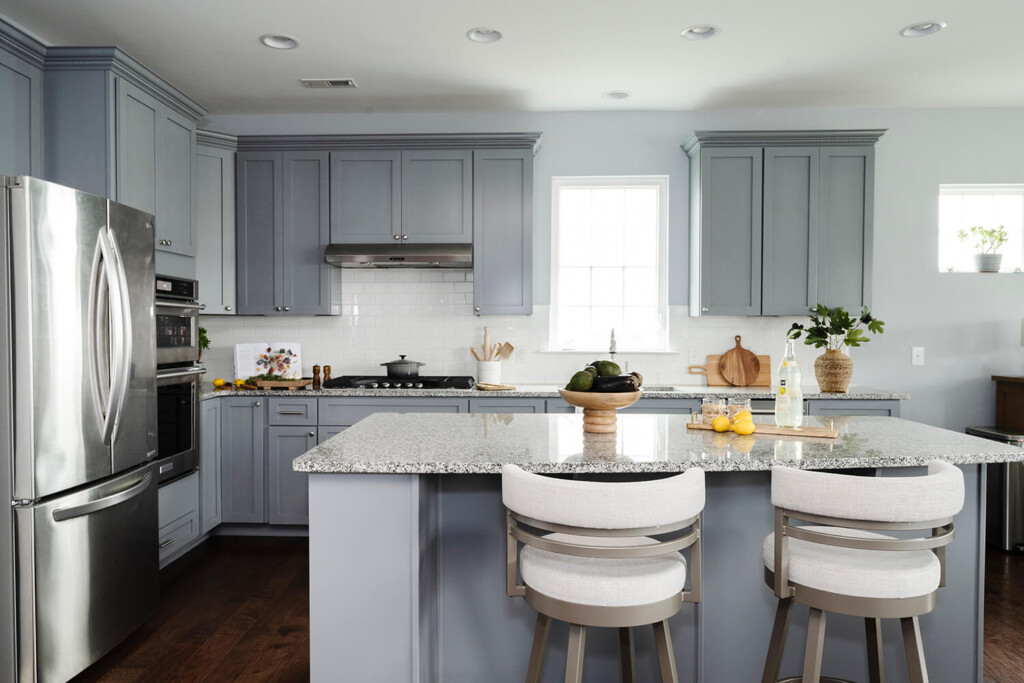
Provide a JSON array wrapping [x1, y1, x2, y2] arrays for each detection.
[[155, 365, 204, 486], [155, 275, 204, 366]]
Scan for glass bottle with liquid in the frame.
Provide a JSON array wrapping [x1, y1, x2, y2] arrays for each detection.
[[775, 340, 803, 428]]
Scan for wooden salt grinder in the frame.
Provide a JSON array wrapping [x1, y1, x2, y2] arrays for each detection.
[[312, 365, 321, 390]]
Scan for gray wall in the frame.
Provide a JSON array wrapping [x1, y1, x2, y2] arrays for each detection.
[[206, 108, 1024, 431]]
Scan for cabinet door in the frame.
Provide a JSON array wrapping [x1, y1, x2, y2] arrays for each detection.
[[807, 399, 899, 417], [155, 109, 196, 256], [236, 152, 281, 314], [196, 144, 236, 313], [330, 151, 401, 244], [697, 147, 762, 316], [318, 426, 347, 444], [221, 397, 266, 523], [0, 48, 43, 176], [472, 149, 533, 315], [762, 147, 819, 316], [267, 426, 315, 525], [115, 79, 158, 216], [281, 152, 331, 314], [199, 399, 222, 534], [401, 150, 473, 243], [621, 398, 701, 414], [818, 147, 873, 311], [468, 398, 545, 413]]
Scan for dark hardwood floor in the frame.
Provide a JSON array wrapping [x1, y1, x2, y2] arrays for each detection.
[[985, 549, 1024, 683], [72, 536, 310, 683]]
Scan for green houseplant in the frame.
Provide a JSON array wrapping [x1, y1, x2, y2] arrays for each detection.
[[788, 305, 885, 392], [198, 327, 210, 361], [958, 225, 1008, 272]]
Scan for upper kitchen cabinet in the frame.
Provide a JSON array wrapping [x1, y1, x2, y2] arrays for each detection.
[[43, 47, 206, 271], [684, 130, 884, 317], [195, 131, 237, 314], [330, 151, 401, 243], [236, 151, 331, 315], [0, 23, 45, 177], [401, 150, 472, 243]]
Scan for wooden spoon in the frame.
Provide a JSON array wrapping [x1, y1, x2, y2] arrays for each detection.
[[719, 335, 761, 386]]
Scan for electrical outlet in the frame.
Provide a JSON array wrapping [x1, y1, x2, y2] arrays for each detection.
[[912, 347, 925, 366], [516, 347, 525, 363]]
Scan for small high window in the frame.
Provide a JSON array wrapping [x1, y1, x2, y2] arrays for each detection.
[[939, 184, 1024, 272]]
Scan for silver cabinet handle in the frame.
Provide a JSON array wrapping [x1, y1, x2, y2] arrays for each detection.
[[52, 473, 152, 522], [393, 234, 400, 240], [284, 306, 290, 312], [255, 401, 262, 407], [308, 431, 315, 437], [159, 538, 176, 549], [278, 410, 305, 415], [702, 307, 709, 312], [225, 306, 232, 311], [402, 235, 408, 240], [155, 301, 206, 311], [475, 306, 481, 312]]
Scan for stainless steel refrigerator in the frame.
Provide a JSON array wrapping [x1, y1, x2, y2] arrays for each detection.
[[1, 176, 159, 682]]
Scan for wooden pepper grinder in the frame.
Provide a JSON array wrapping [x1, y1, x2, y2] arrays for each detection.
[[312, 365, 321, 391], [323, 365, 332, 384]]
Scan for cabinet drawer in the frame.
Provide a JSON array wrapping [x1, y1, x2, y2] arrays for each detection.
[[469, 398, 546, 414], [158, 471, 199, 527], [319, 397, 470, 426], [318, 426, 347, 444], [268, 398, 318, 426], [158, 512, 198, 563], [545, 399, 576, 414]]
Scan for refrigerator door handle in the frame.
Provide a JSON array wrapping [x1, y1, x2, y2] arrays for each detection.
[[88, 239, 110, 433], [51, 472, 153, 522], [97, 229, 126, 446], [105, 228, 134, 444]]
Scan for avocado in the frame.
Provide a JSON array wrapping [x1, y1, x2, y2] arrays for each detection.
[[565, 370, 595, 392], [582, 366, 598, 378], [594, 360, 621, 377]]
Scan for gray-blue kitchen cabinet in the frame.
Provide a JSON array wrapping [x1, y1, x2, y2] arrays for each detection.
[[472, 149, 533, 315], [621, 398, 702, 414], [220, 396, 266, 524], [236, 151, 331, 315], [199, 398, 223, 535], [195, 132, 237, 314], [401, 150, 473, 243], [329, 150, 402, 244], [468, 398, 546, 413], [684, 130, 884, 317], [0, 32, 44, 177], [807, 399, 900, 417], [267, 426, 316, 525]]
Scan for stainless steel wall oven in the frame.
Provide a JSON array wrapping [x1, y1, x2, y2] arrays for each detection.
[[155, 275, 203, 366]]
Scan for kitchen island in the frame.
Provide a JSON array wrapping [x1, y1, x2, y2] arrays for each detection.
[[294, 414, 1021, 682]]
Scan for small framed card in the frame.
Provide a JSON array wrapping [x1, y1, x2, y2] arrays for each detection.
[[234, 342, 302, 379]]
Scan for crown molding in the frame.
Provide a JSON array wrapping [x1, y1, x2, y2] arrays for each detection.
[[45, 46, 207, 121], [236, 132, 543, 153], [683, 129, 887, 155], [196, 129, 238, 151], [0, 17, 46, 69]]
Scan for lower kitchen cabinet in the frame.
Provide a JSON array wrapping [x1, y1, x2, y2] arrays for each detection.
[[267, 426, 316, 525], [469, 398, 545, 413], [319, 426, 347, 444], [807, 399, 900, 417], [622, 398, 701, 414], [199, 399, 222, 534], [158, 471, 200, 568], [319, 397, 470, 427], [221, 396, 266, 524]]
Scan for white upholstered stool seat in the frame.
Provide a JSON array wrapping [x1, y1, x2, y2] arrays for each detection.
[[521, 533, 688, 607], [762, 527, 941, 599]]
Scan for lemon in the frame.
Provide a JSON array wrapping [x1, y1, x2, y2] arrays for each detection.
[[234, 379, 246, 387], [732, 421, 756, 436], [711, 416, 731, 432], [213, 378, 226, 387], [732, 410, 752, 423]]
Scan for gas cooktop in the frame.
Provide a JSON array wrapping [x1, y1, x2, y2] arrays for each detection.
[[322, 375, 476, 390]]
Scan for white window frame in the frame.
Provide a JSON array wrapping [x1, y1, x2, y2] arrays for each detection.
[[549, 175, 670, 352], [938, 183, 1024, 273]]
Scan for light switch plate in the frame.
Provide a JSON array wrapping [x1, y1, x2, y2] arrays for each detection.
[[912, 347, 925, 366]]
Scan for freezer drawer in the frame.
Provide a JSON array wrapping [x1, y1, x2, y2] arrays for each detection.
[[15, 465, 158, 682]]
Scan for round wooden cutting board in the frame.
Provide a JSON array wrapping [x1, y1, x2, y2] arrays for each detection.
[[719, 335, 761, 386]]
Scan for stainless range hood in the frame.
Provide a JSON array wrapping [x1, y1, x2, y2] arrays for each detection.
[[324, 243, 473, 268]]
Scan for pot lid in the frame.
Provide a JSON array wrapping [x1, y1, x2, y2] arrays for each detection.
[[380, 354, 425, 366]]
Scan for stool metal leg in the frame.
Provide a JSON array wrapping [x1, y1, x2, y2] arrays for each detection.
[[525, 613, 550, 683], [619, 627, 636, 683], [802, 608, 827, 683], [652, 619, 679, 683], [565, 624, 587, 683], [763, 598, 793, 683], [865, 618, 885, 683], [900, 617, 929, 683]]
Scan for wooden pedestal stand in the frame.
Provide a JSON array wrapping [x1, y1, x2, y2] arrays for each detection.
[[558, 389, 642, 433]]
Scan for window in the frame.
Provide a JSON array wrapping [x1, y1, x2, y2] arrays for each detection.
[[550, 176, 668, 351], [939, 184, 1024, 272]]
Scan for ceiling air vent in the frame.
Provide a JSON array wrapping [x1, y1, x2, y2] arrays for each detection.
[[301, 78, 358, 89]]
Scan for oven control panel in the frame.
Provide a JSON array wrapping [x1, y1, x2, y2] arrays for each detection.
[[155, 275, 198, 302]]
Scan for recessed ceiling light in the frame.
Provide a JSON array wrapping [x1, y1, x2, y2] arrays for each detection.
[[259, 34, 299, 50], [899, 21, 946, 38], [466, 27, 502, 43], [681, 25, 720, 41], [604, 90, 631, 100]]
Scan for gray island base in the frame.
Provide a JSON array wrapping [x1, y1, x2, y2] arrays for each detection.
[[295, 414, 1023, 682]]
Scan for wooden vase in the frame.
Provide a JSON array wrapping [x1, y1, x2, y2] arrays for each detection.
[[814, 349, 853, 393]]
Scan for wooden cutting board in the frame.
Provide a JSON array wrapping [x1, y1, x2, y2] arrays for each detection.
[[686, 421, 838, 439], [720, 335, 760, 386], [689, 355, 771, 387]]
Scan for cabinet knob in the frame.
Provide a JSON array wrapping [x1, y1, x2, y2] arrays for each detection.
[[402, 235, 408, 240], [225, 306, 232, 311], [275, 306, 282, 311], [255, 401, 261, 407], [475, 306, 481, 312], [393, 234, 400, 240], [167, 240, 172, 246], [701, 307, 709, 312], [308, 431, 315, 437], [145, 222, 153, 230], [284, 306, 290, 312]]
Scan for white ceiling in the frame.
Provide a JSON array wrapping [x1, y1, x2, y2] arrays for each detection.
[[3, 0, 1022, 115]]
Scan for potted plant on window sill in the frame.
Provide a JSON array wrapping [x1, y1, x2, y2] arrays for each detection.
[[958, 225, 1008, 273], [788, 305, 885, 393]]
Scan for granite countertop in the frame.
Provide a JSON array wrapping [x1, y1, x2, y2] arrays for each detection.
[[201, 383, 908, 401], [292, 414, 1023, 475]]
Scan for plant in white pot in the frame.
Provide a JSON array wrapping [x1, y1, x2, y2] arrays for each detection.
[[958, 225, 1008, 272], [787, 305, 885, 393]]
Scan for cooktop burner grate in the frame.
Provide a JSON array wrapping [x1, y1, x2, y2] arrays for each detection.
[[323, 375, 476, 390]]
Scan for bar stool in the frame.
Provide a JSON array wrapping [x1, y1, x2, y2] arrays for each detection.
[[502, 464, 704, 683], [761, 460, 964, 683]]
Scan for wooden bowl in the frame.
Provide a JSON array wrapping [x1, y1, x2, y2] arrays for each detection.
[[558, 389, 642, 433]]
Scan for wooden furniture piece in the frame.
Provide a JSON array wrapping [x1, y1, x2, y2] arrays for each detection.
[[761, 461, 964, 683], [993, 376, 1024, 431], [503, 465, 704, 682]]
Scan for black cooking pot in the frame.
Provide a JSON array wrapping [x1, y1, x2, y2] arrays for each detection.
[[380, 355, 426, 378]]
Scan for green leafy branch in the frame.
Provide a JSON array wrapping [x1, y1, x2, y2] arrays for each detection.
[[957, 225, 1008, 254], [787, 305, 885, 350]]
